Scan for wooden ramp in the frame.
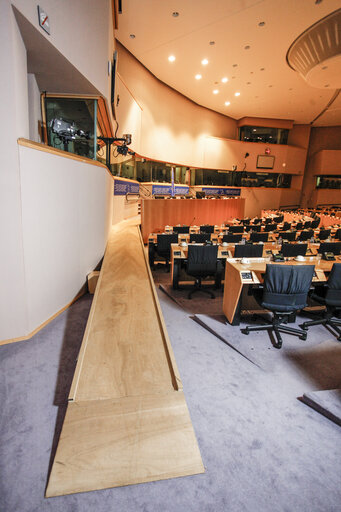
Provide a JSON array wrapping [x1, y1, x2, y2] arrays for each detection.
[[46, 220, 204, 497]]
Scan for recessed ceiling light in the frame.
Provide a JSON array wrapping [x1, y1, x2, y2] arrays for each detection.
[[232, 76, 236, 79], [224, 101, 230, 106], [235, 92, 240, 97], [172, 11, 179, 17], [247, 82, 251, 85], [214, 81, 219, 85], [260, 68, 265, 71], [222, 77, 228, 83], [129, 34, 136, 39], [244, 45, 250, 50], [233, 64, 238, 67], [168, 55, 176, 62], [324, 84, 330, 87], [289, 88, 293, 91], [195, 74, 202, 80], [269, 85, 273, 87], [209, 41, 215, 45], [322, 65, 328, 70], [258, 21, 265, 26], [315, 0, 323, 4], [213, 89, 219, 94], [202, 58, 209, 65]]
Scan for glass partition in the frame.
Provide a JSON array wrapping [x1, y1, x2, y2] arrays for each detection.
[[316, 175, 341, 189], [239, 125, 289, 144], [44, 97, 97, 159], [192, 169, 292, 188]]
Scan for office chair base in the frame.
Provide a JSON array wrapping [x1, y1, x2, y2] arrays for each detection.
[[188, 287, 215, 300], [241, 316, 307, 349], [300, 317, 341, 342]]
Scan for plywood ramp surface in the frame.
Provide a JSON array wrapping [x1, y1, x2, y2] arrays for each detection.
[[70, 222, 180, 401], [46, 392, 204, 497]]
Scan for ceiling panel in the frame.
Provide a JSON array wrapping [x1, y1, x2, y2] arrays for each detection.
[[116, 0, 341, 124]]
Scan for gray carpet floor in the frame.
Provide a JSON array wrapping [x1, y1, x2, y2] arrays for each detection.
[[1, 287, 341, 512]]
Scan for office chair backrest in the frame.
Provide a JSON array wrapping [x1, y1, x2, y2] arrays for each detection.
[[295, 222, 303, 230], [262, 264, 314, 311], [229, 225, 244, 233], [265, 218, 273, 224], [282, 222, 291, 231], [318, 242, 341, 255], [234, 243, 263, 258], [335, 228, 341, 240], [325, 263, 341, 306], [173, 225, 190, 234], [311, 218, 320, 229], [274, 216, 283, 223], [264, 223, 277, 232], [253, 218, 262, 224], [303, 221, 312, 229], [318, 229, 331, 240], [200, 225, 214, 233], [187, 245, 218, 276], [298, 229, 314, 241], [251, 224, 262, 232], [222, 233, 243, 243], [190, 233, 210, 243], [242, 218, 251, 225], [244, 224, 253, 232], [250, 232, 269, 242], [278, 230, 297, 241], [281, 243, 308, 257], [157, 234, 178, 253]]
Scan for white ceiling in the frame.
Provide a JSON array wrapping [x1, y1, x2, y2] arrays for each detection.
[[115, 0, 341, 126]]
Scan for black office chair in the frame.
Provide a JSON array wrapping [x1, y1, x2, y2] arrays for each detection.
[[278, 230, 297, 241], [222, 233, 243, 243], [303, 221, 312, 229], [251, 224, 262, 232], [241, 264, 314, 348], [185, 245, 219, 299], [244, 224, 253, 232], [264, 223, 277, 232], [335, 228, 341, 241], [298, 229, 314, 241], [282, 222, 291, 231], [265, 218, 273, 224], [234, 244, 263, 258], [200, 225, 214, 234], [173, 225, 190, 234], [281, 243, 308, 258], [274, 216, 283, 223], [242, 218, 251, 225], [253, 218, 262, 224], [300, 263, 341, 341], [190, 233, 210, 243], [250, 232, 269, 243], [229, 225, 244, 233], [156, 234, 178, 271], [317, 229, 331, 240], [295, 222, 303, 231], [311, 218, 320, 229]]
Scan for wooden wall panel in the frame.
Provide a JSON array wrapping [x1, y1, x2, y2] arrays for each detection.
[[141, 198, 245, 242]]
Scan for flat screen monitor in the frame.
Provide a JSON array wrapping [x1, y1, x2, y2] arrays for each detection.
[[234, 244, 263, 258], [190, 233, 210, 243], [200, 225, 214, 233], [229, 225, 244, 233], [281, 243, 307, 257], [318, 242, 341, 255], [250, 232, 269, 242], [222, 234, 243, 243], [173, 226, 190, 234], [278, 230, 297, 241]]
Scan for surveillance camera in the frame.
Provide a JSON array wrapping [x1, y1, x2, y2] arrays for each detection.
[[123, 133, 132, 145]]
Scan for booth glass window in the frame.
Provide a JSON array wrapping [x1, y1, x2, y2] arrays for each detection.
[[192, 169, 291, 188], [316, 175, 341, 189], [239, 125, 289, 144], [44, 97, 97, 159]]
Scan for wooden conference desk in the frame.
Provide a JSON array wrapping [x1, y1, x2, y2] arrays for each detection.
[[223, 256, 340, 325]]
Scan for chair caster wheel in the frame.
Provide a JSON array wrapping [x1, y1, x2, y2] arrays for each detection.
[[300, 334, 307, 340], [241, 329, 249, 335], [300, 325, 308, 330]]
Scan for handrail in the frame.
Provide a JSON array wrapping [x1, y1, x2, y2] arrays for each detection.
[[125, 192, 140, 202], [139, 183, 152, 197]]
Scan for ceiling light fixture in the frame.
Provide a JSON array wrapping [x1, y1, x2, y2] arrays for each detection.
[[209, 41, 215, 45], [213, 89, 219, 94], [233, 64, 238, 67], [129, 34, 136, 39], [222, 77, 228, 83], [168, 55, 176, 62], [258, 21, 265, 27], [195, 74, 202, 80], [224, 101, 230, 106], [202, 58, 209, 65], [235, 92, 240, 96], [172, 12, 179, 17], [260, 67, 265, 71], [244, 45, 250, 50]]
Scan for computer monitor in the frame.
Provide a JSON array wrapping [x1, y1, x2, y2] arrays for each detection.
[[190, 233, 210, 243], [250, 232, 269, 242], [281, 243, 307, 257], [317, 229, 330, 240], [173, 226, 190, 234], [264, 223, 277, 232], [200, 225, 214, 233], [318, 242, 341, 255], [234, 243, 263, 258], [229, 225, 244, 233], [222, 233, 243, 243], [278, 230, 297, 241], [298, 229, 314, 241]]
